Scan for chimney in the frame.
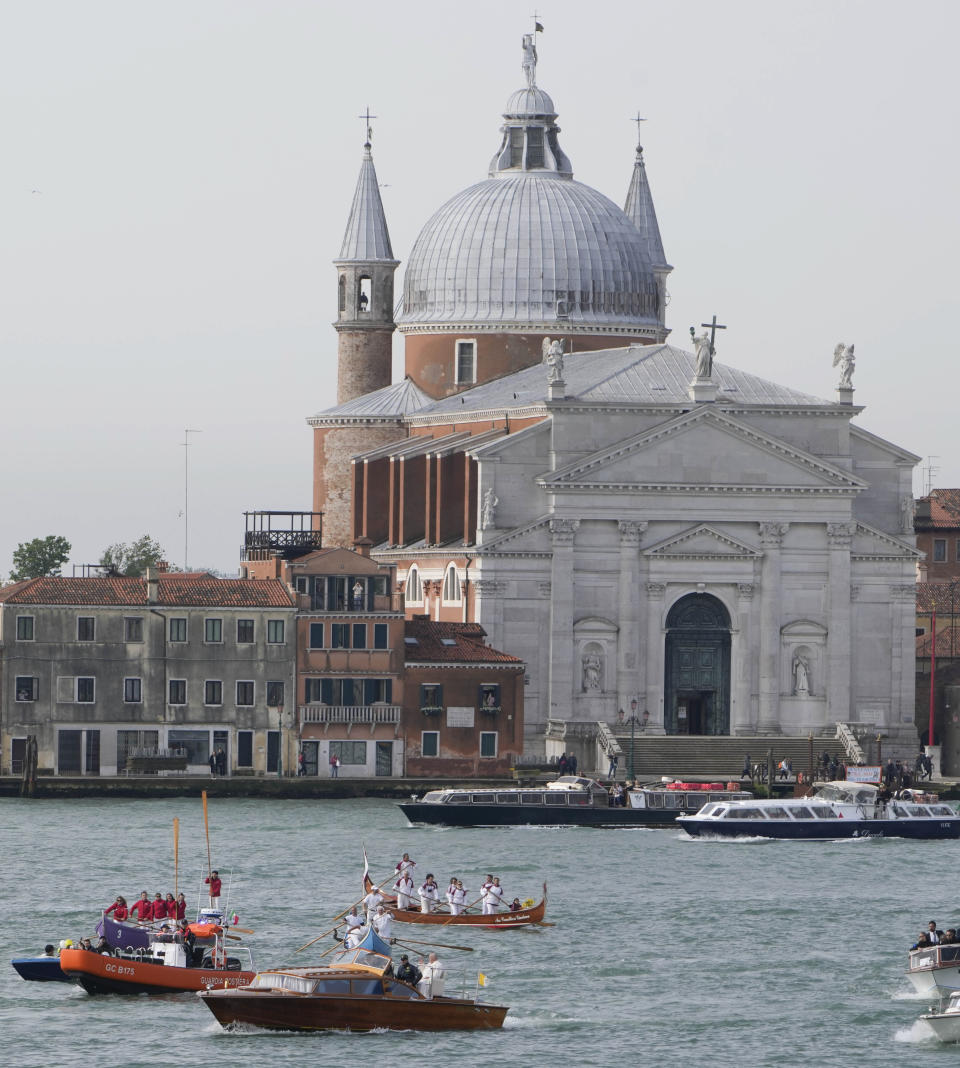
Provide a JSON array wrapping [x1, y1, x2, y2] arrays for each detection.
[[146, 567, 159, 604], [353, 537, 373, 558]]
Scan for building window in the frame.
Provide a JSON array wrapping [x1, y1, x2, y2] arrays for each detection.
[[421, 731, 439, 758], [204, 618, 223, 643], [332, 623, 350, 649], [305, 678, 323, 703], [364, 678, 392, 704], [123, 677, 142, 703], [442, 564, 461, 603], [77, 677, 95, 703], [15, 677, 38, 701], [420, 684, 443, 713], [309, 622, 324, 649], [169, 679, 186, 705], [479, 683, 501, 711], [455, 340, 476, 384], [77, 616, 96, 641], [237, 730, 253, 767], [357, 275, 372, 314], [331, 739, 367, 765], [374, 623, 388, 649], [956, 538, 960, 562], [352, 623, 367, 649], [237, 618, 255, 643], [168, 729, 209, 767], [934, 539, 947, 562], [267, 619, 285, 644], [267, 680, 284, 707], [480, 731, 498, 758], [405, 567, 423, 605], [236, 681, 254, 706], [16, 615, 35, 641], [169, 617, 187, 643], [204, 680, 223, 706], [338, 274, 346, 313], [124, 617, 143, 642]]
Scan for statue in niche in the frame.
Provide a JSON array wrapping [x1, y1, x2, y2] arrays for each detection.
[[792, 653, 811, 696], [542, 337, 564, 383], [582, 652, 602, 692], [521, 33, 538, 88], [833, 342, 855, 388], [691, 328, 713, 379], [480, 488, 499, 530], [900, 493, 915, 534]]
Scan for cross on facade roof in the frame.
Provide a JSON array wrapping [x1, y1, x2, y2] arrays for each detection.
[[632, 111, 646, 149], [700, 314, 727, 353], [359, 106, 377, 146]]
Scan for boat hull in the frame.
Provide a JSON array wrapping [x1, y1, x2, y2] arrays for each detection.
[[10, 957, 70, 982], [398, 801, 681, 828], [678, 817, 960, 840], [907, 946, 960, 995], [922, 1011, 960, 1042], [59, 948, 255, 995], [200, 990, 508, 1032], [365, 874, 547, 927]]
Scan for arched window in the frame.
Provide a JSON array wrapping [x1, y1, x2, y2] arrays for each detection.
[[358, 275, 372, 314], [442, 564, 461, 604], [404, 566, 423, 605], [338, 274, 346, 313]]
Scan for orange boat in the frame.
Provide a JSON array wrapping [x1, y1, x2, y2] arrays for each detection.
[[60, 934, 255, 995], [364, 872, 548, 928]]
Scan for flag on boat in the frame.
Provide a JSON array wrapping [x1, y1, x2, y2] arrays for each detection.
[[477, 972, 487, 986]]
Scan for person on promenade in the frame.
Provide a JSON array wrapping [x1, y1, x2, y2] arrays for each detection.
[[608, 753, 618, 779], [209, 752, 217, 777]]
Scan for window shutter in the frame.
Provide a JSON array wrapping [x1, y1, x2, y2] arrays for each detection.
[[57, 676, 75, 703]]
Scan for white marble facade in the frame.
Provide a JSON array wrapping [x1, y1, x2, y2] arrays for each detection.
[[460, 356, 921, 748]]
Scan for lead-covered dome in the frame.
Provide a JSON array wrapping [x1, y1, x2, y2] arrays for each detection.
[[398, 73, 666, 335]]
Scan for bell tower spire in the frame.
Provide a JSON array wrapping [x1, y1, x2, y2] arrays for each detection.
[[334, 113, 399, 405], [624, 116, 671, 329]]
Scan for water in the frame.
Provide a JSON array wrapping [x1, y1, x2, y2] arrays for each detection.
[[1, 796, 957, 1067]]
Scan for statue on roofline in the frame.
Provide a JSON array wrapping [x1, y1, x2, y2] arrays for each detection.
[[833, 342, 855, 388]]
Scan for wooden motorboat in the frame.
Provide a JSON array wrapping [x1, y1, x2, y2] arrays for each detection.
[[59, 929, 255, 995], [10, 956, 70, 982], [677, 781, 960, 840], [921, 990, 960, 1042], [199, 926, 508, 1033], [398, 776, 752, 828], [907, 943, 960, 996], [364, 871, 548, 928]]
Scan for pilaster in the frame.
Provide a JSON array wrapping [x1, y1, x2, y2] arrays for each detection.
[[617, 521, 647, 717], [757, 522, 789, 733], [548, 519, 579, 720], [826, 521, 856, 722], [644, 581, 666, 732]]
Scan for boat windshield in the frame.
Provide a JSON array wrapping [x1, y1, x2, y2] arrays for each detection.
[[329, 945, 392, 972], [419, 791, 451, 804], [814, 783, 878, 805]]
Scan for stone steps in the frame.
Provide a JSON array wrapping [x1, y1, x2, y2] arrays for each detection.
[[610, 734, 849, 780]]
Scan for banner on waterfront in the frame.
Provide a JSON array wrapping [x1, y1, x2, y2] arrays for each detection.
[[845, 765, 882, 783]]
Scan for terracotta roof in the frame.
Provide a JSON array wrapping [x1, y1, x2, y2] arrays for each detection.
[[916, 582, 960, 613], [917, 623, 960, 658], [403, 619, 523, 665], [916, 490, 960, 530], [0, 575, 294, 608]]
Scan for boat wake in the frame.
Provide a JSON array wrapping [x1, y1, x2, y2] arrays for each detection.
[[893, 1018, 939, 1044], [674, 832, 771, 845], [889, 985, 932, 1002]]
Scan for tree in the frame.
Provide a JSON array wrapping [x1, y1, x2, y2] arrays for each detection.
[[10, 535, 72, 581], [99, 535, 166, 577]]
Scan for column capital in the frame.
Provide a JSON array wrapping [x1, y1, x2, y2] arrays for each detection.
[[827, 521, 857, 546], [618, 520, 648, 546], [474, 579, 506, 595], [737, 582, 755, 600], [758, 522, 789, 547], [646, 582, 666, 598], [549, 517, 580, 545]]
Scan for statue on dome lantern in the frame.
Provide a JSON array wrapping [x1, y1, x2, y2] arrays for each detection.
[[522, 33, 538, 88]]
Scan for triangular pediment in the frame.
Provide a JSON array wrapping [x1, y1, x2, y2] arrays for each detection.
[[644, 524, 763, 560], [539, 407, 867, 494], [475, 516, 552, 556], [852, 522, 923, 561]]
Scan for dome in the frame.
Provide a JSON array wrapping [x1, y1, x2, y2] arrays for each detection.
[[398, 174, 662, 331], [503, 86, 556, 118]]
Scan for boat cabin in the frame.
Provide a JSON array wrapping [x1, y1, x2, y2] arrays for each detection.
[[247, 968, 419, 999]]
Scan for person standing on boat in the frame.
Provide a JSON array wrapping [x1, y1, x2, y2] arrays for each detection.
[[445, 876, 459, 911], [417, 953, 446, 999], [418, 874, 440, 914], [481, 876, 502, 914], [372, 905, 392, 939], [395, 852, 416, 873], [928, 921, 943, 944], [130, 891, 153, 923], [394, 870, 415, 910], [104, 895, 128, 921], [205, 870, 222, 910], [174, 893, 187, 921], [152, 893, 167, 920], [450, 880, 467, 916], [362, 885, 384, 920], [396, 954, 421, 988]]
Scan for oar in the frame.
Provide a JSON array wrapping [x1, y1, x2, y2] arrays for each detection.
[[443, 894, 484, 925], [294, 923, 346, 954], [330, 869, 399, 925], [393, 937, 475, 953], [173, 817, 179, 900]]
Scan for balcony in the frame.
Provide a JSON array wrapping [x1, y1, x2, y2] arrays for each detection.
[[300, 704, 401, 726], [421, 706, 444, 717], [242, 511, 323, 561], [479, 705, 502, 716], [297, 592, 404, 614]]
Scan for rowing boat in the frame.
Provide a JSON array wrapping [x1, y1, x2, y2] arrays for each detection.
[[364, 872, 548, 928]]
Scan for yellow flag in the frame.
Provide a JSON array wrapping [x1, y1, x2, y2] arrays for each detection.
[[477, 972, 487, 986]]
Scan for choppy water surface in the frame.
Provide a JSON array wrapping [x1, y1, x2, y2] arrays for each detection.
[[1, 796, 957, 1067]]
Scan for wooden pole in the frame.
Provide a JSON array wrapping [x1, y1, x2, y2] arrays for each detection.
[[394, 937, 475, 953], [173, 817, 180, 899], [443, 894, 484, 926], [202, 790, 212, 893]]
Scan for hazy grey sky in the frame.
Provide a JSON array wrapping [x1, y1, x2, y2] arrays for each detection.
[[3, 0, 958, 576]]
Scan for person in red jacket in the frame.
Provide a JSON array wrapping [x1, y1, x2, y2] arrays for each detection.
[[152, 892, 167, 920], [130, 891, 153, 922], [175, 893, 187, 921], [205, 871, 222, 908], [164, 892, 177, 918], [104, 895, 128, 921]]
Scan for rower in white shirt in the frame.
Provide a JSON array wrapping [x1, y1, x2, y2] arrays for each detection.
[[487, 876, 505, 913], [395, 852, 417, 873], [372, 904, 392, 940], [362, 887, 383, 921], [394, 871, 416, 910], [344, 907, 364, 931], [479, 874, 495, 914], [450, 880, 467, 916], [418, 874, 440, 914], [445, 877, 458, 911]]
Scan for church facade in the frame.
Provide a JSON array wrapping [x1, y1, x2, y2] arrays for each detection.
[[308, 39, 921, 751]]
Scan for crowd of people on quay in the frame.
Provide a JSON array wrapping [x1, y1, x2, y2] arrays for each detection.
[[912, 921, 960, 950]]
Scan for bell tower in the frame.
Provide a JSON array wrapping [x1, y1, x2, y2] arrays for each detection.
[[334, 121, 399, 404]]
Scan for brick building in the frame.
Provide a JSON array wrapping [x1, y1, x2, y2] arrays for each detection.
[[403, 617, 524, 777], [915, 490, 960, 583], [0, 572, 296, 776]]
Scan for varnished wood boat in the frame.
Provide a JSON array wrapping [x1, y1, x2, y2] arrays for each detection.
[[364, 872, 548, 928], [200, 926, 507, 1032]]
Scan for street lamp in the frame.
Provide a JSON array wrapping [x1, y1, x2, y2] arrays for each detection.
[[276, 705, 284, 778], [626, 698, 640, 781]]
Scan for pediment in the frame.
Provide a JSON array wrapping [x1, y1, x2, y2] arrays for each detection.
[[644, 525, 762, 560], [852, 522, 923, 561], [539, 408, 866, 494], [475, 516, 552, 556]]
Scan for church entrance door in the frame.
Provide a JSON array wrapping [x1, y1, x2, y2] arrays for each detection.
[[664, 594, 731, 735]]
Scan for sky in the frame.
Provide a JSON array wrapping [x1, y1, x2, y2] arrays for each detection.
[[3, 0, 959, 577]]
